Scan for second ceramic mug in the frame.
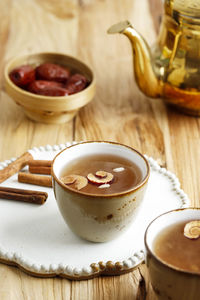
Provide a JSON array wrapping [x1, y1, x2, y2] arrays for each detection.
[[145, 208, 200, 300], [52, 141, 150, 242]]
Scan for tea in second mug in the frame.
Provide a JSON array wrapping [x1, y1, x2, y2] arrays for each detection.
[[52, 141, 150, 242], [145, 208, 200, 300]]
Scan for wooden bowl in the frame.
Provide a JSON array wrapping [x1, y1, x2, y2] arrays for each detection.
[[4, 52, 96, 124]]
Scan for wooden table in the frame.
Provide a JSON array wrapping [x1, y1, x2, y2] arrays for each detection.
[[0, 0, 199, 299]]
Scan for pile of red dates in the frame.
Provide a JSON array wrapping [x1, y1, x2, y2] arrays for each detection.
[[9, 62, 88, 96]]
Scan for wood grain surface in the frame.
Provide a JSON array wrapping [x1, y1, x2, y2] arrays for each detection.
[[0, 0, 200, 299]]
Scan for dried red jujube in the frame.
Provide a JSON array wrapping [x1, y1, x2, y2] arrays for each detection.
[[28, 80, 68, 96], [9, 62, 89, 97], [9, 65, 35, 87], [36, 63, 70, 83], [65, 73, 87, 95]]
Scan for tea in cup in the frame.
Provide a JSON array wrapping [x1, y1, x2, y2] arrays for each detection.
[[52, 141, 150, 242], [145, 208, 200, 300]]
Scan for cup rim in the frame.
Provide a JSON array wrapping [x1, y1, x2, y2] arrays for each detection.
[[144, 207, 200, 277], [51, 141, 150, 198]]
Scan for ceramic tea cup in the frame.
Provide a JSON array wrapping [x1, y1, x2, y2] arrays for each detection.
[[52, 141, 150, 242], [145, 208, 200, 300]]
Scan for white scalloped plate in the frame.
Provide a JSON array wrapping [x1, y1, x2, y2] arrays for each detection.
[[0, 143, 190, 280]]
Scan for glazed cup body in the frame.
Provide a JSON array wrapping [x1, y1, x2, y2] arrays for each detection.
[[52, 141, 150, 242], [145, 208, 200, 300]]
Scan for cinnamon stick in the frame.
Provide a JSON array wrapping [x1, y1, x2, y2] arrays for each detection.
[[0, 152, 33, 183], [29, 166, 51, 175], [0, 186, 48, 204], [28, 160, 52, 175], [18, 172, 52, 187], [28, 160, 52, 167]]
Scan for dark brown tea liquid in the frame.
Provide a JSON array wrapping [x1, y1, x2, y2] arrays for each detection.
[[60, 154, 143, 195], [153, 221, 200, 273]]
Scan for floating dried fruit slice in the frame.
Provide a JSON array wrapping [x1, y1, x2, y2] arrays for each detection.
[[61, 175, 88, 190], [184, 220, 200, 239], [87, 171, 114, 184], [61, 175, 76, 185], [95, 171, 108, 178]]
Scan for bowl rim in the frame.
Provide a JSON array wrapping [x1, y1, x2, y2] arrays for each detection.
[[4, 51, 96, 101], [51, 140, 150, 198], [144, 207, 200, 277]]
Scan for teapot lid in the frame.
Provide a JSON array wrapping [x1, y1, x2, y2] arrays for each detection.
[[165, 0, 200, 22]]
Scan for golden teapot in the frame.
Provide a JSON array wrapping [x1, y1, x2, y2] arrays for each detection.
[[108, 0, 200, 116]]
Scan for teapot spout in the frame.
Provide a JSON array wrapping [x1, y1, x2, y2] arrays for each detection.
[[108, 21, 162, 98]]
